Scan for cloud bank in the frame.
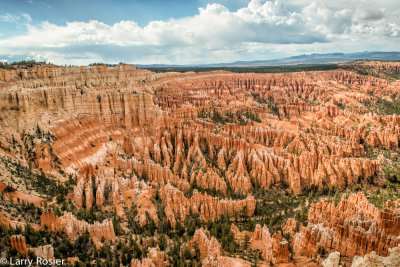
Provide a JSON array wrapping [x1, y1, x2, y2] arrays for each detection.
[[0, 0, 399, 64]]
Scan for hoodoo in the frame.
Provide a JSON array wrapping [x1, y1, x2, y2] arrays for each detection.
[[1, 61, 400, 266]]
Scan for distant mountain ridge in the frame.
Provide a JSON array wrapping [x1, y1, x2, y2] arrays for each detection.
[[136, 51, 400, 68]]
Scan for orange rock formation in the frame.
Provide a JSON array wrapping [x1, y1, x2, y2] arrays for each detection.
[[231, 224, 289, 264], [160, 184, 255, 225], [0, 66, 389, 195], [40, 210, 116, 243], [293, 192, 400, 258], [11, 235, 28, 256], [10, 235, 54, 259], [282, 218, 298, 235], [182, 228, 254, 266], [131, 247, 168, 267], [1, 63, 400, 265]]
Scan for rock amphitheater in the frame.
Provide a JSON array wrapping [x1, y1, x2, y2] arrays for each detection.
[[0, 62, 399, 266]]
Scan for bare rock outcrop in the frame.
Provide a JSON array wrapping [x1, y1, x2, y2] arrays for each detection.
[[10, 235, 28, 256], [131, 247, 168, 267], [31, 245, 55, 260], [181, 228, 252, 266], [11, 235, 54, 259], [351, 244, 400, 267], [184, 228, 222, 263], [40, 210, 116, 243], [293, 192, 400, 258], [282, 218, 298, 235], [71, 166, 158, 225], [190, 168, 228, 195], [160, 184, 255, 225], [322, 251, 340, 267], [117, 157, 190, 192], [231, 224, 289, 264]]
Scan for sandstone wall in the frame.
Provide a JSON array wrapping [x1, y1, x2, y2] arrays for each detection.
[[40, 210, 116, 243], [293, 192, 400, 258], [231, 224, 289, 264], [160, 184, 255, 225]]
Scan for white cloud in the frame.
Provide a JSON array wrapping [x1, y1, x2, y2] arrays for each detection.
[[0, 13, 32, 24], [0, 13, 21, 23], [21, 13, 32, 23], [0, 0, 399, 64]]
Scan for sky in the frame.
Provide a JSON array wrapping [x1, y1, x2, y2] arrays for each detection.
[[0, 0, 399, 65]]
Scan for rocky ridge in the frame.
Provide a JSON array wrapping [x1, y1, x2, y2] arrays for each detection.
[[40, 210, 116, 244], [293, 192, 400, 258]]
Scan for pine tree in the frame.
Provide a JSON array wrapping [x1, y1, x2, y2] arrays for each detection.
[[243, 234, 250, 250], [333, 189, 341, 206]]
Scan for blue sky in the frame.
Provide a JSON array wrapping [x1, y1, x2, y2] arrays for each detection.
[[0, 0, 399, 65], [0, 1, 249, 26]]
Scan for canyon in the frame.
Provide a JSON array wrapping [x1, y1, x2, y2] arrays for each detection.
[[0, 61, 400, 266]]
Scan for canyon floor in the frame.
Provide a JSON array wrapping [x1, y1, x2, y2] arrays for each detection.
[[0, 61, 399, 266]]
